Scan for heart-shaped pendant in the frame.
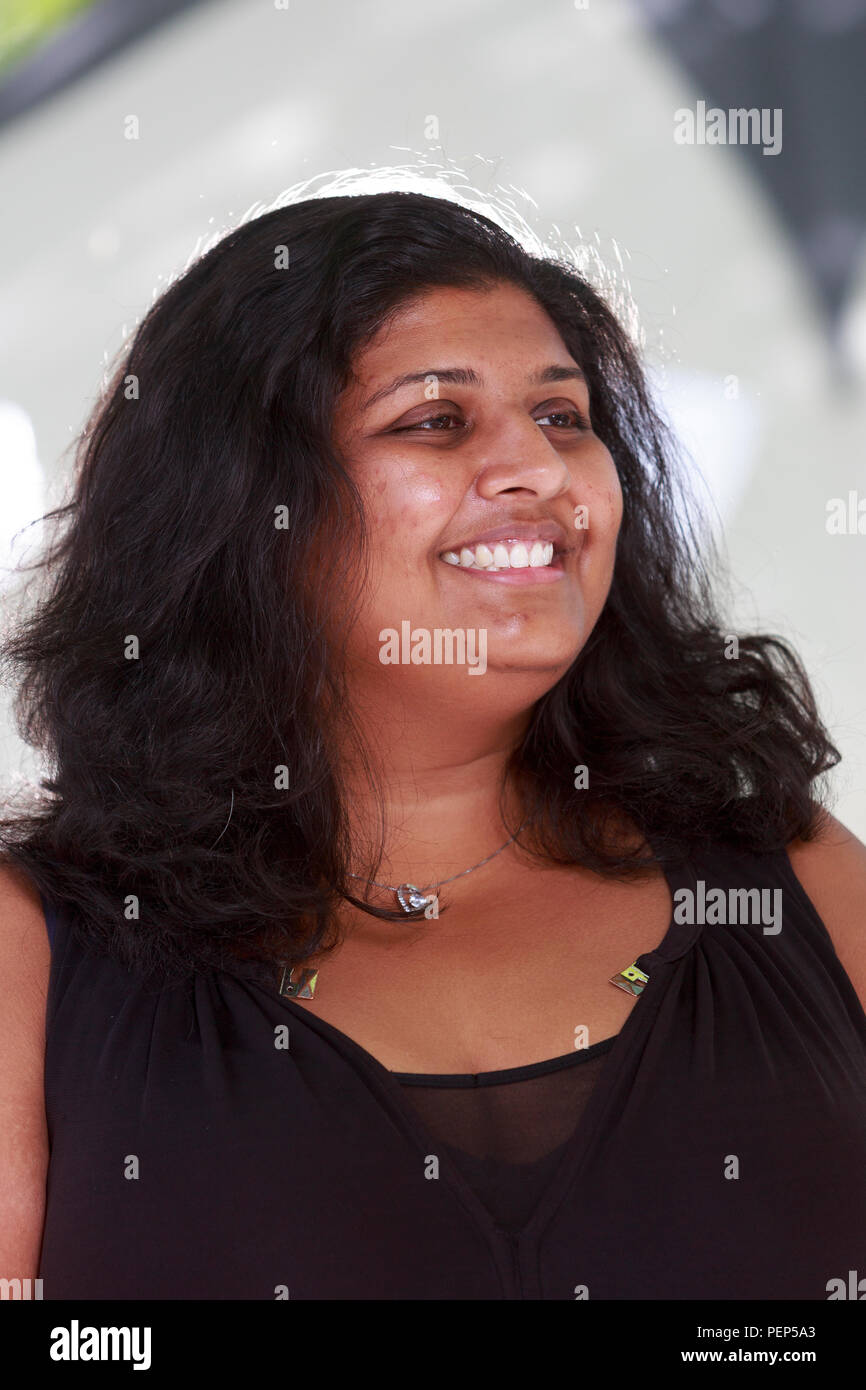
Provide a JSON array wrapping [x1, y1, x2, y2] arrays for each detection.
[[396, 882, 434, 914]]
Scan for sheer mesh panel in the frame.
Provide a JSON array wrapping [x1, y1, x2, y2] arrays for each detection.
[[396, 1040, 615, 1230]]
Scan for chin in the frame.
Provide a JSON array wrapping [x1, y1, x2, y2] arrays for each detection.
[[484, 647, 581, 676]]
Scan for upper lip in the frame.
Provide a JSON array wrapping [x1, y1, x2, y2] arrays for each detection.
[[438, 520, 570, 555]]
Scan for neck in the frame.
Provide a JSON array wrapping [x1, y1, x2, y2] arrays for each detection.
[[334, 694, 533, 897]]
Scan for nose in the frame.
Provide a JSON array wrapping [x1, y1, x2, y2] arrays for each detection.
[[473, 418, 571, 500]]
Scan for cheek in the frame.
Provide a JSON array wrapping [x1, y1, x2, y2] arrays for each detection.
[[362, 466, 461, 589], [358, 467, 454, 599], [594, 450, 623, 525], [579, 461, 622, 593], [363, 464, 449, 528], [579, 454, 622, 545], [603, 482, 624, 541]]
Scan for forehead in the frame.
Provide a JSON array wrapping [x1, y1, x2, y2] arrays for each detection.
[[337, 282, 577, 411]]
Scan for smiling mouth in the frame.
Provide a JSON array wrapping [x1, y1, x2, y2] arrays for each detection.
[[440, 540, 556, 571], [438, 538, 568, 583]]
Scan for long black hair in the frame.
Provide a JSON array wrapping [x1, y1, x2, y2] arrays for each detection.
[[0, 190, 839, 983]]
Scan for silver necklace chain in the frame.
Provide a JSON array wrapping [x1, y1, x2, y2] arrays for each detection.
[[346, 817, 529, 895]]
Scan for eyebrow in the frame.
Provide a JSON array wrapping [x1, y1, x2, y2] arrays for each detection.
[[359, 363, 588, 412]]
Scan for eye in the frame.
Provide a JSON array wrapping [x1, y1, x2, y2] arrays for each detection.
[[535, 407, 592, 430], [391, 413, 462, 433], [389, 405, 592, 434]]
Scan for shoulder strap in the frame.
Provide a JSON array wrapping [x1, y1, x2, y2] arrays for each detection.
[[39, 890, 57, 952]]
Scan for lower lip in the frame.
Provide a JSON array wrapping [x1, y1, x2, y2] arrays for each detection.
[[438, 556, 566, 585]]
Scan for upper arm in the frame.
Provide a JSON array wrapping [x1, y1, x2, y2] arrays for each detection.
[[0, 861, 50, 1283], [787, 811, 866, 1015]]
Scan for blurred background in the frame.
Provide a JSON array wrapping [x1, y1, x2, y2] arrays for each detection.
[[1, 0, 865, 832]]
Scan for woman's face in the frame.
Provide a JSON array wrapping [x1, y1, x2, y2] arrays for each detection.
[[330, 280, 623, 696]]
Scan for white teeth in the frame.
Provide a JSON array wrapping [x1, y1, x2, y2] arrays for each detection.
[[442, 540, 556, 570]]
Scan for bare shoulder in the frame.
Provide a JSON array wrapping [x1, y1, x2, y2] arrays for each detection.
[[0, 859, 50, 990], [0, 859, 50, 1281], [786, 811, 866, 1012]]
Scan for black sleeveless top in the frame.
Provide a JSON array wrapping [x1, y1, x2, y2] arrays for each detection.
[[37, 842, 866, 1299]]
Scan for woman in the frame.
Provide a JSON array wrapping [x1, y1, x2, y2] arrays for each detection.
[[1, 190, 864, 1300]]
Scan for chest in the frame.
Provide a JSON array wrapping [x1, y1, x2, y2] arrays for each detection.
[[43, 897, 866, 1299], [284, 861, 675, 1073]]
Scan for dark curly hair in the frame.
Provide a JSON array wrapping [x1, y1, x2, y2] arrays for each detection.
[[0, 189, 839, 984]]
